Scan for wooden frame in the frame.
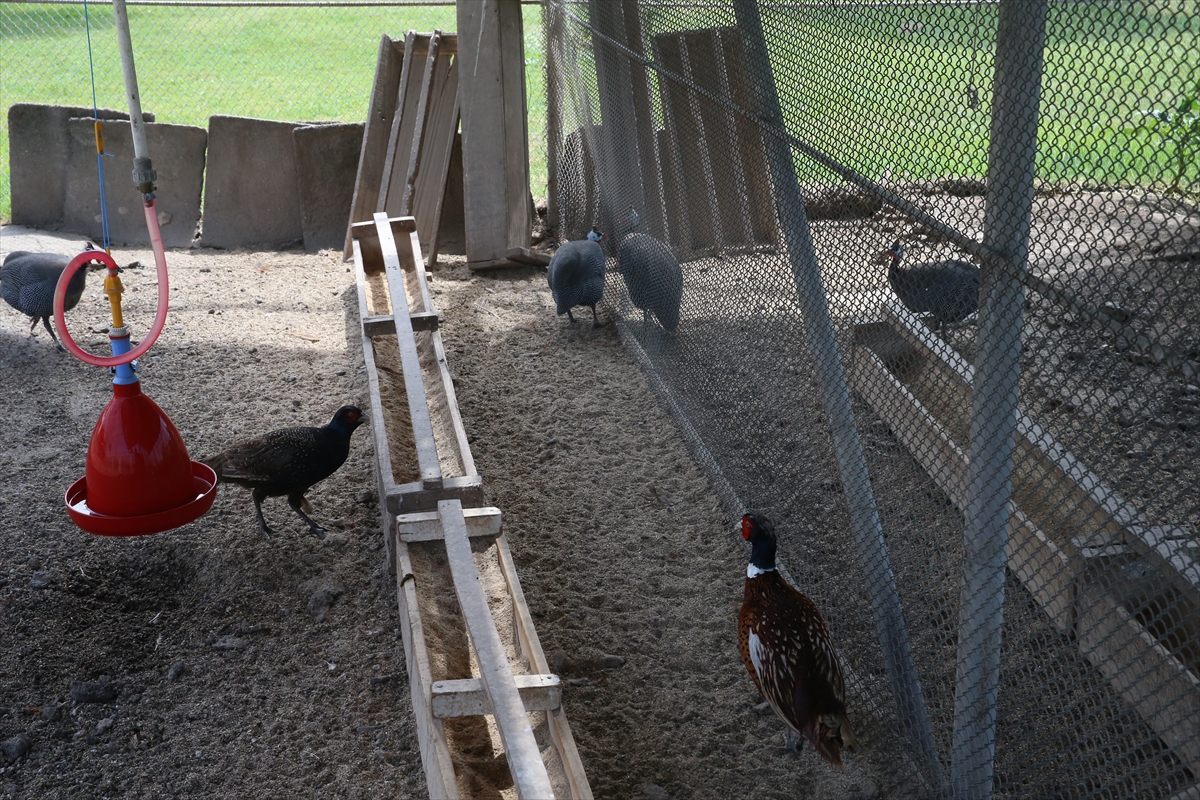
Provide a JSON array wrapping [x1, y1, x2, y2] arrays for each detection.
[[353, 213, 592, 798], [850, 300, 1200, 775]]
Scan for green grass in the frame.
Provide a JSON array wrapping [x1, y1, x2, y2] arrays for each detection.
[[2, 2, 1196, 224], [0, 2, 548, 222]]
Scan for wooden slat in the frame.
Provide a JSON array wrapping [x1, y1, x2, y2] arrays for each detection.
[[369, 211, 442, 489], [1077, 582, 1200, 775], [390, 474, 485, 515], [439, 500, 555, 800], [505, 247, 551, 267], [394, 31, 442, 216], [431, 673, 562, 719], [497, 536, 594, 800], [344, 35, 405, 259], [621, 0, 667, 241], [403, 225, 478, 477], [850, 346, 1075, 632], [398, 506, 502, 542], [882, 300, 1200, 600], [378, 33, 430, 215], [395, 529, 460, 799], [363, 311, 438, 337], [414, 43, 461, 261]]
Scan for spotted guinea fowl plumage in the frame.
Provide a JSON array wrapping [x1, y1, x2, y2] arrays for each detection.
[[881, 239, 980, 328], [548, 227, 606, 327], [1, 250, 94, 350], [738, 512, 857, 766], [615, 214, 682, 331], [203, 405, 366, 538]]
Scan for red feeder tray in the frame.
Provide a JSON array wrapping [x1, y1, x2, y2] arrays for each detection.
[[64, 380, 217, 536]]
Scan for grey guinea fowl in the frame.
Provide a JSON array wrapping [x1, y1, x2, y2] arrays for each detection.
[[618, 230, 683, 332], [881, 240, 980, 329], [203, 405, 367, 539], [548, 227, 606, 327], [1, 249, 95, 351]]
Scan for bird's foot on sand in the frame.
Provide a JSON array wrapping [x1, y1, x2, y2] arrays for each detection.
[[783, 731, 804, 754]]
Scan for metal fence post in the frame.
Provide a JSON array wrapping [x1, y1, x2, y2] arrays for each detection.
[[731, 0, 943, 789], [952, 1, 1049, 797]]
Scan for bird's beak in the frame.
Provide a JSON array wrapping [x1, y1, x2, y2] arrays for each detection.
[[875, 250, 892, 265]]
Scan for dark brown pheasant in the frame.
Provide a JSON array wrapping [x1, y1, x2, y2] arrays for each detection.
[[203, 405, 366, 539], [738, 512, 857, 766]]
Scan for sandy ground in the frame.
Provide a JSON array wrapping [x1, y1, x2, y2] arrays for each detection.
[[0, 226, 893, 799]]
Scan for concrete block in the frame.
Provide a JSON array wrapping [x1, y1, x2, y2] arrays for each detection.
[[62, 118, 206, 248], [293, 122, 363, 252], [8, 103, 152, 228], [201, 115, 304, 249]]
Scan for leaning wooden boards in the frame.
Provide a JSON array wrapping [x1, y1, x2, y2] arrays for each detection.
[[352, 213, 592, 799]]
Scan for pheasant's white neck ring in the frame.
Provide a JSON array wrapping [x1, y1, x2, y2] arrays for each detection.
[[747, 563, 777, 578]]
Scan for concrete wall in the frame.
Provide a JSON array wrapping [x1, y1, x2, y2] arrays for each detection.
[[63, 118, 206, 248], [8, 103, 154, 228], [293, 123, 363, 252]]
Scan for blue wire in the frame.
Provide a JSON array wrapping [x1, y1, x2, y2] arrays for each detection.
[[83, 0, 113, 254]]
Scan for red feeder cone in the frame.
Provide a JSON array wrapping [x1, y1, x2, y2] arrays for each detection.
[[65, 381, 217, 537]]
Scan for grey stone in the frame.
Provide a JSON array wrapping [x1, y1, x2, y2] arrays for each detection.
[[1, 733, 31, 763], [201, 115, 304, 249], [8, 103, 151, 228], [212, 635, 248, 651], [29, 570, 52, 590], [166, 661, 186, 682], [293, 123, 363, 252], [69, 681, 116, 704], [638, 783, 669, 800], [307, 588, 340, 622], [62, 118, 206, 248]]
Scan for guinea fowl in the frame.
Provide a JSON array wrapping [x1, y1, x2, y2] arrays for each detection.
[[548, 227, 606, 327], [880, 240, 980, 329], [616, 215, 682, 332], [203, 405, 367, 539], [738, 512, 857, 766], [1, 248, 98, 350]]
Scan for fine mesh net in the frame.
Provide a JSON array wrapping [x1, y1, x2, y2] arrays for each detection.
[[545, 1, 1199, 797]]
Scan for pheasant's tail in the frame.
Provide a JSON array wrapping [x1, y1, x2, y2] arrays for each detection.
[[201, 454, 227, 478], [810, 713, 856, 768]]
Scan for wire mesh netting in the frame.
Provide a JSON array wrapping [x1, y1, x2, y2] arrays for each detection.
[[545, 0, 1198, 797]]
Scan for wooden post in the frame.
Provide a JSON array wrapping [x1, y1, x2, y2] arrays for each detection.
[[457, 0, 532, 266]]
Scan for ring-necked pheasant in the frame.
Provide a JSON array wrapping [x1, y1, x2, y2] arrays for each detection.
[[203, 405, 367, 539], [879, 239, 980, 329], [738, 512, 857, 766], [1, 247, 100, 351], [548, 227, 607, 327]]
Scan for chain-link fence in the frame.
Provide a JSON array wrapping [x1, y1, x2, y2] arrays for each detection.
[[0, 0, 548, 221], [545, 0, 1199, 797]]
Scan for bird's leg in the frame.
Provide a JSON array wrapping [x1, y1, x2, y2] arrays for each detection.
[[28, 317, 39, 337], [566, 309, 577, 324], [590, 304, 605, 328], [288, 493, 326, 538], [41, 316, 65, 352], [252, 489, 274, 539], [783, 730, 804, 754]]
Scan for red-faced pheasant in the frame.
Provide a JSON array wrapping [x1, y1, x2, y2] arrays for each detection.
[[203, 405, 366, 539], [738, 512, 857, 766]]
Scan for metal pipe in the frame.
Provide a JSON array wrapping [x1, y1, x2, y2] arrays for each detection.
[[951, 1, 1048, 797], [731, 0, 943, 790], [111, 0, 156, 193]]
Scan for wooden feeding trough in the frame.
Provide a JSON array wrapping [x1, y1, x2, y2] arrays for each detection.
[[849, 302, 1200, 775], [352, 212, 592, 798]]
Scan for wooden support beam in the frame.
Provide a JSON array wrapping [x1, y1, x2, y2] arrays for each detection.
[[439, 500, 555, 800], [363, 311, 438, 337], [378, 32, 431, 215], [431, 674, 562, 719], [388, 474, 484, 516], [398, 506, 502, 542], [505, 247, 551, 267]]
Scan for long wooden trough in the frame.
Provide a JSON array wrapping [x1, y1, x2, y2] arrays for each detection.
[[353, 212, 592, 798], [850, 302, 1200, 775]]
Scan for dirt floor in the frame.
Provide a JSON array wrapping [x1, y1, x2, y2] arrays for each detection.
[[0, 227, 892, 799]]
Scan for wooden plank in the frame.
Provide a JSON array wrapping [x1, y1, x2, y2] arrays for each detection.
[[679, 31, 730, 254], [438, 500, 555, 800], [404, 227, 479, 477], [370, 211, 443, 490], [468, 257, 527, 271], [850, 346, 1075, 632], [431, 674, 562, 719], [458, 0, 531, 263], [719, 27, 777, 248], [363, 311, 438, 337], [652, 33, 705, 252], [394, 31, 442, 217], [390, 475, 485, 515], [622, 0, 667, 241], [344, 35, 405, 260], [1077, 581, 1200, 775], [398, 506, 502, 542], [378, 33, 430, 215], [882, 300, 1200, 600], [496, 536, 594, 800], [395, 527, 460, 799], [505, 247, 551, 267], [414, 47, 461, 261]]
